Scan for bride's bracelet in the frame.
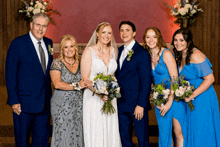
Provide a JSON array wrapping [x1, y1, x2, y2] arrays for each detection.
[[70, 82, 81, 90]]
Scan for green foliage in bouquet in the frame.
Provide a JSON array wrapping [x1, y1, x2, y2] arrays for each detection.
[[93, 73, 121, 114], [151, 82, 170, 107], [171, 75, 195, 111]]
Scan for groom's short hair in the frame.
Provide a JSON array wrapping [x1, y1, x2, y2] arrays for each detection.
[[119, 21, 136, 32]]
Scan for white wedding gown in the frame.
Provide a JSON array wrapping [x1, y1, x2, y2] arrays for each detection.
[[83, 47, 121, 147]]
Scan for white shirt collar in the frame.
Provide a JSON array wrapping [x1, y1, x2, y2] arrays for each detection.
[[29, 31, 43, 45], [124, 40, 135, 51]]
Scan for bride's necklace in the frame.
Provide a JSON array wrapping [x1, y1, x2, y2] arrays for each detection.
[[64, 58, 76, 67]]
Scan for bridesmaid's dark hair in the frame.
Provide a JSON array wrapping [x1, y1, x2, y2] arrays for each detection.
[[171, 28, 195, 66], [142, 27, 167, 62]]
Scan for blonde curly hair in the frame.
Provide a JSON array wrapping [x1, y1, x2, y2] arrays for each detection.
[[58, 34, 80, 61]]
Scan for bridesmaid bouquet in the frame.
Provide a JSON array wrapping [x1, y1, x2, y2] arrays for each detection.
[[171, 75, 195, 111], [93, 73, 121, 114], [151, 83, 171, 106]]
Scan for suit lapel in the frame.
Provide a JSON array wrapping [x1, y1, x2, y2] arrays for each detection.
[[43, 37, 52, 77], [120, 41, 138, 71], [26, 34, 44, 74]]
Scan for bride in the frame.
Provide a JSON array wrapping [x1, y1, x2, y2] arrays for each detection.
[[81, 22, 121, 147]]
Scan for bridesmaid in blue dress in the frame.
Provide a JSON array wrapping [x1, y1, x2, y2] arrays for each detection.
[[172, 28, 220, 147], [143, 27, 187, 147]]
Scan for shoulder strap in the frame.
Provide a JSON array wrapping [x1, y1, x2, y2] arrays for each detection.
[[111, 47, 116, 59]]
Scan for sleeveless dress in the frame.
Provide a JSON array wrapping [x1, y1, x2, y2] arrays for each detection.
[[50, 58, 84, 147], [179, 53, 220, 147], [83, 47, 121, 147], [152, 48, 187, 147]]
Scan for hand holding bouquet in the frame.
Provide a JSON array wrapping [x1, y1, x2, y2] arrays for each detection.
[[171, 75, 195, 111], [93, 73, 121, 114], [151, 83, 171, 107]]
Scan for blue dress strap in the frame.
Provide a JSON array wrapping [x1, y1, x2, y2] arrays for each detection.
[[163, 48, 175, 57], [192, 57, 213, 77], [192, 48, 197, 52]]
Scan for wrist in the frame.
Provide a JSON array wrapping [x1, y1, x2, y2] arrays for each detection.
[[70, 82, 81, 90]]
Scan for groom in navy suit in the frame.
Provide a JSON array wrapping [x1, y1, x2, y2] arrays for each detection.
[[5, 13, 53, 147], [116, 21, 152, 147]]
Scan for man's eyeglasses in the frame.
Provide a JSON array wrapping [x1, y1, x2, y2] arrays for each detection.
[[33, 23, 48, 29]]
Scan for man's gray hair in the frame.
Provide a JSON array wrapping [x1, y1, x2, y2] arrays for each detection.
[[32, 13, 50, 24]]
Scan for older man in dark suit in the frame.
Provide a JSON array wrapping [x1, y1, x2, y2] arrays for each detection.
[[5, 13, 53, 147]]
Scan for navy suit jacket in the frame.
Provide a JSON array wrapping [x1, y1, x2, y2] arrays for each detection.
[[116, 41, 152, 112], [5, 33, 53, 113]]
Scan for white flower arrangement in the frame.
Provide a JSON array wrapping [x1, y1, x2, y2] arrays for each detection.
[[162, 0, 203, 27], [19, 0, 60, 25]]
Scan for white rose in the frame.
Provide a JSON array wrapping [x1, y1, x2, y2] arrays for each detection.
[[163, 95, 168, 99], [153, 92, 159, 99], [175, 89, 184, 97], [36, 1, 39, 3], [30, 2, 33, 5], [41, 9, 45, 13], [179, 86, 185, 91], [116, 87, 120, 93], [28, 7, 34, 12], [163, 89, 170, 99], [186, 0, 189, 3], [178, 8, 188, 16], [194, 5, 198, 9], [43, 2, 47, 5], [184, 4, 192, 10], [19, 10, 23, 13], [38, 3, 43, 9], [33, 9, 40, 14], [186, 86, 191, 91], [163, 89, 170, 95]]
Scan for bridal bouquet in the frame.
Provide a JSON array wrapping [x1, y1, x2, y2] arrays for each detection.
[[162, 0, 203, 27], [171, 75, 195, 111], [151, 83, 171, 106], [19, 0, 60, 25], [93, 73, 121, 114]]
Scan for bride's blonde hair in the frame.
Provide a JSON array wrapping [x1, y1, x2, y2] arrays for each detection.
[[95, 22, 113, 47]]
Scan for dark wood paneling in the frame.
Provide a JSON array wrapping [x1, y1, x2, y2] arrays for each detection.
[[1, 0, 220, 84], [0, 0, 30, 86], [189, 0, 220, 84]]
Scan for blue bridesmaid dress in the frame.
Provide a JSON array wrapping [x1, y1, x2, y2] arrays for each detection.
[[179, 54, 220, 147], [152, 48, 187, 147]]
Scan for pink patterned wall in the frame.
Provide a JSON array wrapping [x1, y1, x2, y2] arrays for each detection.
[[45, 0, 178, 43]]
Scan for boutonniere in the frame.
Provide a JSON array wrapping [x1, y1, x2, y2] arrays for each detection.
[[48, 44, 53, 55], [127, 49, 134, 61]]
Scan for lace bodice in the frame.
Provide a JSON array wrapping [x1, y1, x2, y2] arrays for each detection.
[[89, 47, 117, 81]]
